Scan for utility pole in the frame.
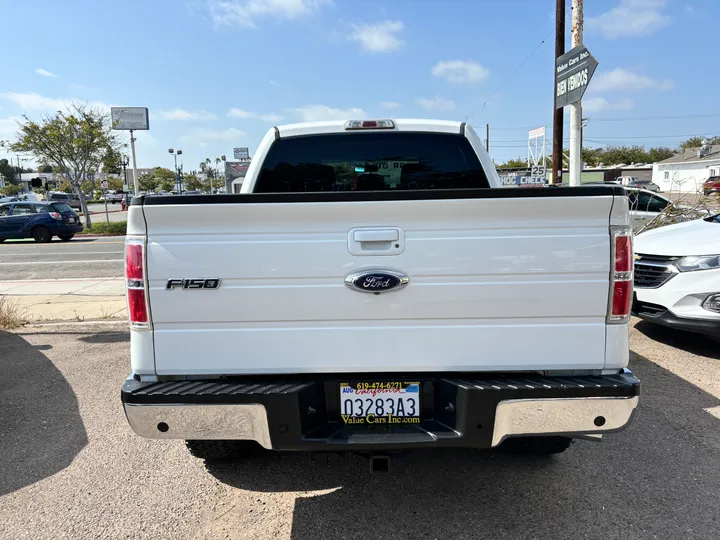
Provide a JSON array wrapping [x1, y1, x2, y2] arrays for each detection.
[[569, 0, 583, 186], [485, 124, 489, 152], [552, 0, 566, 184]]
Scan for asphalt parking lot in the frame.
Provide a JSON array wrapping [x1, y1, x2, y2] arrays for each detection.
[[0, 321, 718, 540]]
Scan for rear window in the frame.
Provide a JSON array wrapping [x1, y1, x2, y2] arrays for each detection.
[[51, 193, 69, 200], [254, 132, 489, 193], [50, 203, 73, 213]]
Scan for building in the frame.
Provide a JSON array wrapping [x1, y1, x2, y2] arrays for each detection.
[[652, 143, 720, 193]]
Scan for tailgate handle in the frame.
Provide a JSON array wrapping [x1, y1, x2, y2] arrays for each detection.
[[353, 230, 399, 243]]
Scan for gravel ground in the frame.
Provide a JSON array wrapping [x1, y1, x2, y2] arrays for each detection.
[[0, 321, 718, 540]]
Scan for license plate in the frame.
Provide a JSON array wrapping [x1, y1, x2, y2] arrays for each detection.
[[68, 217, 75, 223], [339, 382, 420, 425]]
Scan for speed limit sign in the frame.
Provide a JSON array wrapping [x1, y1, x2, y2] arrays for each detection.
[[101, 180, 109, 189]]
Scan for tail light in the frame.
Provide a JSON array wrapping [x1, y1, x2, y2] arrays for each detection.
[[608, 227, 633, 323], [125, 238, 150, 327], [49, 212, 62, 220]]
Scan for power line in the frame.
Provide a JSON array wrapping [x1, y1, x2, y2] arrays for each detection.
[[466, 28, 553, 123]]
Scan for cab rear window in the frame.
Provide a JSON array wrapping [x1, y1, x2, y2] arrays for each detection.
[[254, 132, 489, 193]]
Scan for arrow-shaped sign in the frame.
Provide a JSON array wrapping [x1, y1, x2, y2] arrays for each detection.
[[555, 45, 598, 109]]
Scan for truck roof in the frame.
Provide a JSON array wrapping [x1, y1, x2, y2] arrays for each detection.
[[276, 118, 465, 138]]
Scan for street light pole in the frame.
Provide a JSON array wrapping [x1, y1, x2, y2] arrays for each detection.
[[168, 149, 183, 193]]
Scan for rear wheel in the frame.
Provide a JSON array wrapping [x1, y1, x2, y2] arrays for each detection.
[[498, 436, 573, 455], [32, 226, 52, 243], [58, 234, 74, 241], [185, 440, 263, 462]]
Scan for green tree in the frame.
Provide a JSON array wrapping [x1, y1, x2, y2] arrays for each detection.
[[0, 184, 22, 196], [39, 164, 53, 173], [6, 104, 123, 228], [183, 174, 202, 191], [0, 158, 15, 185], [154, 167, 176, 187], [58, 180, 74, 193], [138, 173, 157, 192], [680, 136, 720, 151], [158, 179, 175, 192], [101, 147, 124, 175], [498, 157, 528, 168]]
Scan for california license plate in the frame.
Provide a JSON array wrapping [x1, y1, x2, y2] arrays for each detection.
[[339, 382, 420, 425]]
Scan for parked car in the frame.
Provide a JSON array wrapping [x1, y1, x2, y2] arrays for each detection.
[[633, 214, 720, 338], [0, 201, 83, 242], [182, 190, 201, 195], [703, 176, 720, 196], [48, 191, 81, 210], [121, 118, 640, 464], [627, 179, 660, 192]]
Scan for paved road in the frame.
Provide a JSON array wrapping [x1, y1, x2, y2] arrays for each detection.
[[0, 237, 124, 280], [85, 204, 128, 223], [0, 321, 717, 540]]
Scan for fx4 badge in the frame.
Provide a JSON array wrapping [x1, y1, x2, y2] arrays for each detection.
[[166, 278, 221, 290]]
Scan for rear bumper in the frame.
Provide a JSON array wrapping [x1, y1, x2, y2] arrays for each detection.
[[122, 371, 640, 450]]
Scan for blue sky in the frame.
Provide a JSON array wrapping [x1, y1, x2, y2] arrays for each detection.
[[1, 0, 718, 172]]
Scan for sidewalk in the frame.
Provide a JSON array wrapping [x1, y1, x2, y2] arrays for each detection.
[[0, 278, 126, 322]]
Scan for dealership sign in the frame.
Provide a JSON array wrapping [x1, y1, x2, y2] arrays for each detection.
[[111, 107, 150, 130], [555, 45, 598, 109]]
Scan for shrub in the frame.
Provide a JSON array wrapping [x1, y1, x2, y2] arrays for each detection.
[[80, 221, 127, 235]]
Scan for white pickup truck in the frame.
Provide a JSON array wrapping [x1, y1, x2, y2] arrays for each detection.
[[121, 119, 640, 469]]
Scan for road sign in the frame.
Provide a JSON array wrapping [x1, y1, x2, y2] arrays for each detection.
[[101, 180, 109, 189], [555, 45, 598, 109], [111, 107, 150, 130], [234, 147, 249, 160]]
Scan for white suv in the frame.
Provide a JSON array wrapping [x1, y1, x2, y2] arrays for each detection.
[[632, 214, 720, 338]]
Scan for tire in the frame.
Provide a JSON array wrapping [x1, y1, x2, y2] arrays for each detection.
[[32, 226, 52, 243], [185, 440, 263, 462], [498, 436, 573, 455], [58, 234, 74, 241]]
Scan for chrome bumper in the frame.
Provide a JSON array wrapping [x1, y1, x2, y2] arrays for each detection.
[[124, 403, 273, 449], [123, 395, 639, 449], [491, 396, 639, 446]]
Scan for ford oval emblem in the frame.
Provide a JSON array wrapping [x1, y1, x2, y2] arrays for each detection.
[[345, 269, 409, 294]]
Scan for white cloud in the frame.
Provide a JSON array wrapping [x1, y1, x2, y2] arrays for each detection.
[[269, 80, 280, 86], [380, 101, 400, 110], [589, 68, 674, 93], [0, 92, 110, 112], [431, 60, 489, 84], [583, 97, 634, 113], [289, 105, 367, 122], [158, 108, 217, 121], [35, 68, 57, 78], [348, 20, 405, 52], [587, 0, 671, 39], [0, 116, 20, 141], [208, 0, 330, 28], [415, 97, 455, 111], [227, 108, 283, 122], [179, 127, 247, 146]]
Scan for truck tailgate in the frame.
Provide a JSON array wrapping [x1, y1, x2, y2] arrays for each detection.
[[141, 193, 614, 375]]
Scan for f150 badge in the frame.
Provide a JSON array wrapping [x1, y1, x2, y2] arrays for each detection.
[[345, 269, 409, 294], [166, 278, 221, 290]]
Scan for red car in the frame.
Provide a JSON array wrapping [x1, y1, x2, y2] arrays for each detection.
[[704, 176, 720, 196]]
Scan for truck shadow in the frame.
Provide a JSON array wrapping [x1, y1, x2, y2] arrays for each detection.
[[205, 353, 719, 539], [633, 320, 720, 360], [0, 331, 88, 496]]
